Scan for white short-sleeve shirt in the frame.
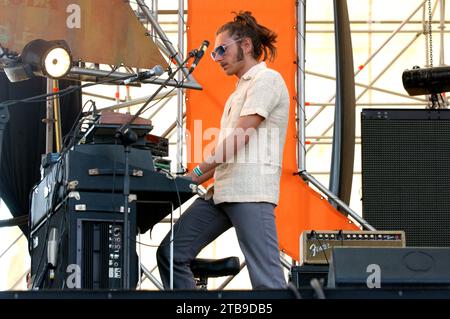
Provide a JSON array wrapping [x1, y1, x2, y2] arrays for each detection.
[[213, 62, 290, 205]]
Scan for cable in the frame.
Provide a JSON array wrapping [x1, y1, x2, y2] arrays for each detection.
[[0, 72, 152, 108], [53, 171, 70, 290], [131, 168, 185, 248], [310, 230, 330, 265], [31, 157, 63, 290], [46, 193, 68, 289], [137, 59, 179, 116], [310, 278, 326, 299], [30, 188, 53, 289], [27, 184, 39, 253], [61, 99, 95, 151], [116, 47, 194, 134], [97, 65, 121, 80], [337, 229, 344, 246], [136, 84, 180, 117], [286, 282, 302, 299], [138, 229, 142, 290]]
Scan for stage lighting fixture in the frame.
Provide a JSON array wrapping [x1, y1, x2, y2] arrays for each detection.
[[402, 65, 450, 96], [1, 45, 31, 82], [21, 39, 72, 79], [1, 39, 72, 82], [2, 63, 34, 82]]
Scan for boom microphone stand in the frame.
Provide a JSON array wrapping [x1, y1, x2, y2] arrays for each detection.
[[114, 42, 208, 289]]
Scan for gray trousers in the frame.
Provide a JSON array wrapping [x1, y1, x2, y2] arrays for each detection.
[[157, 198, 286, 290]]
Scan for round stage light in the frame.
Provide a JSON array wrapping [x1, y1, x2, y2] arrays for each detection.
[[21, 39, 72, 79], [43, 47, 72, 78], [402, 65, 450, 96]]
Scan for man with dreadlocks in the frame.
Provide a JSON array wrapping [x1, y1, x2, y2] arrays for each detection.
[[157, 11, 289, 290]]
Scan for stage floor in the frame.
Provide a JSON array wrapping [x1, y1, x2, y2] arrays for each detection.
[[1, 287, 450, 299]]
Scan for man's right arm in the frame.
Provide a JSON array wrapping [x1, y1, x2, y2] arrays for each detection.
[[186, 168, 215, 184]]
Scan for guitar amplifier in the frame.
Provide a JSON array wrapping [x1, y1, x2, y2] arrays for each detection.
[[300, 230, 406, 265]]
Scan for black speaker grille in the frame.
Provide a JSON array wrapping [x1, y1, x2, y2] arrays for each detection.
[[362, 109, 450, 247]]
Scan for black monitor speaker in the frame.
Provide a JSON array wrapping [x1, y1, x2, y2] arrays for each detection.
[[328, 247, 450, 288], [361, 109, 450, 247]]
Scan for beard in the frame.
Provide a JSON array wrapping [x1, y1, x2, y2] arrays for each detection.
[[237, 46, 244, 62], [221, 46, 246, 76]]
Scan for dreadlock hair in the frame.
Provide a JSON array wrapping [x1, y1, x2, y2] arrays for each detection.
[[216, 11, 278, 62]]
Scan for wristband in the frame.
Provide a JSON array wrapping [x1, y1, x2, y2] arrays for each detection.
[[193, 165, 204, 177]]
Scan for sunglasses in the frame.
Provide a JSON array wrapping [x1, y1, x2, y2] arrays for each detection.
[[210, 38, 243, 61]]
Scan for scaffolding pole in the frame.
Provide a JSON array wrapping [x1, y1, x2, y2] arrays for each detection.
[[297, 0, 307, 171], [176, 0, 185, 175], [305, 0, 429, 128], [306, 32, 422, 153]]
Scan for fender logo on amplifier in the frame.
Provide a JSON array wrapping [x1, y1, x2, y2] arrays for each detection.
[[299, 230, 406, 265]]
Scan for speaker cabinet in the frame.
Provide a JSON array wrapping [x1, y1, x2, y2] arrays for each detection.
[[30, 192, 137, 289], [361, 109, 450, 247], [290, 265, 329, 288], [328, 247, 450, 288]]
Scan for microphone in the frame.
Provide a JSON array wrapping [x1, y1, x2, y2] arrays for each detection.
[[189, 40, 210, 74], [124, 65, 165, 84]]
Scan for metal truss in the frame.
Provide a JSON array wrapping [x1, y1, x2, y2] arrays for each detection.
[[298, 0, 448, 186], [303, 0, 448, 162]]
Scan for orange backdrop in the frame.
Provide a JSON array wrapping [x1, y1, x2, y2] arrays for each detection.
[[186, 0, 358, 261]]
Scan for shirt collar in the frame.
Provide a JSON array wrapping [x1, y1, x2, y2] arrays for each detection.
[[240, 62, 267, 82]]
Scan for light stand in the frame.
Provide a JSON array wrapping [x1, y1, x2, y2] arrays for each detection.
[[114, 50, 198, 290]]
